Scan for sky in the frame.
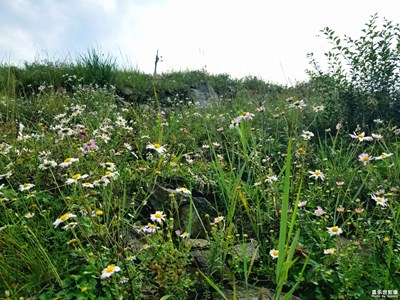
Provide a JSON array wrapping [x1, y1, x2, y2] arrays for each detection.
[[0, 0, 399, 85]]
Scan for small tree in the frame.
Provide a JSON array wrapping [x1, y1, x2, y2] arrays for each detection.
[[307, 13, 400, 128]]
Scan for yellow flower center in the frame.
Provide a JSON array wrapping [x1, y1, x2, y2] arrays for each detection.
[[86, 141, 92, 146], [95, 210, 104, 216], [72, 174, 81, 180], [332, 226, 339, 232], [81, 287, 88, 293], [105, 171, 112, 176], [105, 264, 116, 273], [64, 158, 72, 163], [154, 212, 163, 218], [297, 148, 305, 154], [381, 153, 387, 158], [315, 171, 321, 175], [357, 133, 364, 138], [273, 250, 279, 256], [376, 197, 383, 202], [363, 156, 369, 161], [60, 213, 69, 221], [242, 112, 248, 116], [23, 183, 30, 187], [154, 143, 161, 149]]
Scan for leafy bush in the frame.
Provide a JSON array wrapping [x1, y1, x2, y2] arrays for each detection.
[[307, 13, 400, 128]]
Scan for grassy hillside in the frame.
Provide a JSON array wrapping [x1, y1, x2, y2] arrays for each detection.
[[0, 42, 399, 299]]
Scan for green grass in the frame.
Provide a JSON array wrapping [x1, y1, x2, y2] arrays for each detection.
[[0, 54, 399, 300]]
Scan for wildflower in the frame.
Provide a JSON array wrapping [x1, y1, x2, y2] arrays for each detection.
[[116, 116, 127, 127], [95, 209, 104, 216], [257, 106, 266, 112], [269, 249, 279, 259], [101, 161, 117, 171], [230, 112, 255, 127], [383, 236, 390, 243], [143, 223, 159, 233], [176, 187, 191, 195], [180, 231, 190, 238], [66, 174, 89, 185], [93, 177, 110, 187], [336, 181, 345, 186], [265, 175, 278, 183], [213, 216, 225, 224], [309, 170, 325, 180], [313, 105, 325, 112], [38, 159, 57, 170], [371, 133, 383, 140], [119, 277, 129, 284], [374, 152, 393, 160], [301, 130, 314, 140], [101, 264, 121, 279], [99, 133, 111, 143], [83, 139, 98, 151], [314, 206, 326, 217], [298, 201, 307, 208], [336, 123, 342, 131], [53, 213, 77, 228], [146, 143, 166, 154], [150, 211, 166, 224], [62, 222, 78, 230], [103, 171, 119, 180], [19, 183, 35, 192], [141, 243, 150, 250], [82, 182, 94, 188], [355, 208, 364, 214], [295, 148, 305, 156], [324, 248, 335, 255], [327, 226, 343, 236], [336, 206, 345, 213], [59, 157, 79, 168], [371, 194, 387, 207], [126, 255, 136, 261], [349, 132, 373, 142], [289, 100, 307, 109], [358, 153, 373, 165], [24, 212, 35, 218], [81, 287, 88, 293]]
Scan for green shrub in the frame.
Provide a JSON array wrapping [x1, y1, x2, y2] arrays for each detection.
[[307, 13, 400, 128]]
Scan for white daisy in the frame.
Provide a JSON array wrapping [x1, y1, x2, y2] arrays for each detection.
[[146, 143, 166, 154], [150, 211, 166, 224], [53, 213, 77, 228], [101, 264, 121, 279]]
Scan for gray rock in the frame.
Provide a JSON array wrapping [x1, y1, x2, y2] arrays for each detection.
[[148, 185, 217, 238], [119, 86, 134, 97], [188, 81, 219, 106]]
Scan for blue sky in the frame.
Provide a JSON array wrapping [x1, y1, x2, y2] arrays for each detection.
[[1, 0, 399, 85]]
